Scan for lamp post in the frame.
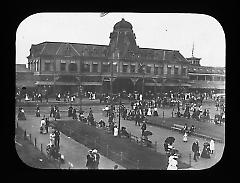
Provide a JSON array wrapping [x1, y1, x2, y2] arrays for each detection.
[[141, 63, 145, 99], [79, 85, 83, 113], [118, 93, 121, 137]]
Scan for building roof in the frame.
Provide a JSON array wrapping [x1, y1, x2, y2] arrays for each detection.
[[27, 19, 188, 64], [28, 41, 188, 63], [114, 18, 133, 30], [28, 42, 109, 58]]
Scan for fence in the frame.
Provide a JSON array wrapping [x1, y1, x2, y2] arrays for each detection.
[[16, 122, 64, 169]]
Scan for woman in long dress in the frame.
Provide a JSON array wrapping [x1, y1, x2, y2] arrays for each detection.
[[113, 126, 118, 137], [209, 139, 215, 154], [183, 132, 188, 142], [167, 156, 178, 170]]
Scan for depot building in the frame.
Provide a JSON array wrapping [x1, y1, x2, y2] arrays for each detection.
[[26, 18, 192, 95]]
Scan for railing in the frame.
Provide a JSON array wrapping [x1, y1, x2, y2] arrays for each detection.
[[16, 122, 63, 169]]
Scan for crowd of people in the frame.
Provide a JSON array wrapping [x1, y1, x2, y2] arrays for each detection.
[[86, 149, 100, 169], [191, 139, 215, 162]]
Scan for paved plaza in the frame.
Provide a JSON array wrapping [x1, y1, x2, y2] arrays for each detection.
[[15, 98, 224, 170]]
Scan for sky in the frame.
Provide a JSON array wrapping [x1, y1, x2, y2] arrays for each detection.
[[16, 13, 225, 67]]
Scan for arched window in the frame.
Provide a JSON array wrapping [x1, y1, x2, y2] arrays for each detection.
[[68, 63, 77, 72]]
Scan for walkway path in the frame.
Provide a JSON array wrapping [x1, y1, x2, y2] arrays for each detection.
[[16, 114, 125, 169]]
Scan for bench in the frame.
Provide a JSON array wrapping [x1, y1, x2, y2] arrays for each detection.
[[171, 124, 185, 132]]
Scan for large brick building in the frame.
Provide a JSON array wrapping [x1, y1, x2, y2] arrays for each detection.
[[26, 18, 190, 96]]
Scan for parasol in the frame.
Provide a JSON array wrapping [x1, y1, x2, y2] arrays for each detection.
[[164, 137, 175, 145], [142, 130, 153, 136]]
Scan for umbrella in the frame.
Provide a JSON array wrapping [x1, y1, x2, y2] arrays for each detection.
[[164, 137, 175, 145], [142, 130, 153, 136]]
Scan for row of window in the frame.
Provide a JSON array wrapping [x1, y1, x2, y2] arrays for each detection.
[[189, 75, 225, 81], [44, 62, 187, 75]]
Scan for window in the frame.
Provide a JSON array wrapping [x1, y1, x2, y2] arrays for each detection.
[[92, 63, 98, 73], [189, 75, 197, 80], [146, 65, 151, 74], [206, 75, 213, 81], [130, 64, 135, 73], [113, 62, 118, 73], [220, 76, 225, 81], [214, 76, 221, 81], [102, 62, 110, 73], [174, 67, 179, 75], [159, 66, 164, 75], [167, 66, 171, 75], [45, 62, 50, 71], [182, 67, 186, 75], [82, 62, 90, 73], [69, 63, 77, 72], [154, 65, 159, 75], [60, 63, 66, 71], [122, 64, 128, 73], [198, 75, 205, 81]]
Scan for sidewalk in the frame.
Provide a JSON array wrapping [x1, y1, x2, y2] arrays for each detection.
[[16, 115, 125, 170]]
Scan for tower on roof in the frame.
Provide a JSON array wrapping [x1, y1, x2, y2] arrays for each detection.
[[109, 18, 138, 58]]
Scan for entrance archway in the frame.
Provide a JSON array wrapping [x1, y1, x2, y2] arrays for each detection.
[[112, 77, 134, 94]]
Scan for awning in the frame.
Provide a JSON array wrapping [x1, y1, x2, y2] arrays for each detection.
[[189, 82, 225, 89], [163, 83, 179, 87], [35, 81, 54, 85], [16, 80, 36, 87], [144, 83, 163, 86], [55, 82, 77, 86], [179, 83, 192, 87], [81, 82, 102, 86]]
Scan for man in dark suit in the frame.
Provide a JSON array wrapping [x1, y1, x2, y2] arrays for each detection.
[[192, 140, 200, 162], [86, 150, 94, 169], [54, 130, 60, 148], [141, 121, 147, 136]]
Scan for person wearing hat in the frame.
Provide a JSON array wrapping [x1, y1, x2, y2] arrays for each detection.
[[113, 165, 118, 170], [92, 149, 100, 169], [86, 150, 94, 169], [209, 139, 215, 154], [141, 121, 147, 136], [192, 139, 200, 162], [183, 132, 188, 142], [167, 155, 178, 170]]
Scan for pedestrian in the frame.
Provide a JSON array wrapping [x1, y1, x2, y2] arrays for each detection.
[[141, 121, 147, 136], [209, 139, 215, 154], [183, 132, 188, 142], [49, 130, 55, 146], [50, 105, 54, 117], [113, 125, 118, 137], [92, 149, 100, 169], [192, 139, 200, 162], [40, 117, 46, 134], [45, 117, 49, 134], [86, 150, 94, 169], [54, 129, 60, 148], [167, 155, 178, 170], [36, 105, 40, 117], [113, 165, 118, 170]]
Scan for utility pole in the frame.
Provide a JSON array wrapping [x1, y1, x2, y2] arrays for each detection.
[[141, 63, 145, 99], [118, 93, 121, 137]]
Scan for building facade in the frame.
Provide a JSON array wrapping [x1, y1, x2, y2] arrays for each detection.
[[186, 56, 225, 93], [27, 18, 190, 96]]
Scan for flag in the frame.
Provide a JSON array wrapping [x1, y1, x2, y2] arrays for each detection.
[[100, 12, 109, 17], [192, 42, 194, 57]]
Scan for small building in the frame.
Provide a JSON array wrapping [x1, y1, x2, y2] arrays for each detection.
[[186, 56, 225, 94]]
